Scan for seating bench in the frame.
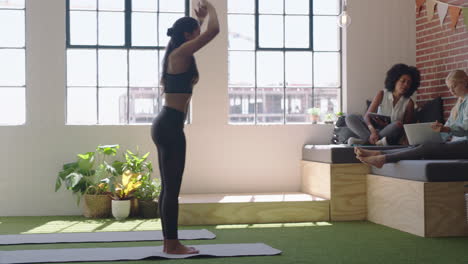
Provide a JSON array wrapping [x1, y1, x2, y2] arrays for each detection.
[[368, 160, 468, 237]]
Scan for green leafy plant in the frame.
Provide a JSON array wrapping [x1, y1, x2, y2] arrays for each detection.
[[55, 144, 121, 204], [307, 108, 321, 116], [134, 175, 161, 201], [336, 111, 345, 117]]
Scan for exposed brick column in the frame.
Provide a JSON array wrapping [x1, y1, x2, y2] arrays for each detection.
[[416, 0, 468, 120]]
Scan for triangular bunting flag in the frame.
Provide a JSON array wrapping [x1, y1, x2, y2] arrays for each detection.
[[463, 8, 468, 28], [416, 0, 426, 14], [426, 0, 436, 20], [437, 2, 449, 26], [448, 6, 461, 29]]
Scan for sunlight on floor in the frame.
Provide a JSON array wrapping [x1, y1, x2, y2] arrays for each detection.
[[21, 219, 162, 234], [215, 222, 333, 229]]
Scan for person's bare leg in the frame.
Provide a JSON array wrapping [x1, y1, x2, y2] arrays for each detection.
[[354, 147, 382, 157], [164, 239, 199, 254], [358, 155, 386, 168]]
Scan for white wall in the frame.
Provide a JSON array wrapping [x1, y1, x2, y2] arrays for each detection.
[[0, 0, 415, 216]]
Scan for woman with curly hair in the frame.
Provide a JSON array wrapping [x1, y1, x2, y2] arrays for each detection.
[[355, 70, 468, 168], [346, 63, 421, 145]]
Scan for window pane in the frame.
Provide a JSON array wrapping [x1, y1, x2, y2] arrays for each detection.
[[257, 52, 283, 87], [285, 16, 309, 48], [314, 88, 341, 120], [129, 50, 158, 87], [229, 51, 255, 87], [0, 49, 25, 86], [228, 87, 255, 124], [0, 0, 24, 9], [70, 0, 96, 10], [228, 0, 254, 14], [98, 12, 125, 45], [129, 87, 159, 124], [132, 0, 157, 12], [313, 0, 340, 15], [98, 0, 125, 11], [259, 15, 283, 48], [285, 0, 309, 15], [0, 88, 25, 125], [286, 88, 312, 123], [70, 11, 97, 45], [257, 87, 284, 124], [98, 50, 128, 86], [159, 13, 183, 46], [67, 49, 97, 86], [228, 14, 254, 50], [0, 10, 24, 47], [285, 52, 312, 87], [67, 87, 97, 124], [259, 0, 283, 14], [314, 52, 340, 87], [132, 12, 157, 46], [160, 0, 184, 12], [314, 16, 340, 51], [98, 87, 127, 124]]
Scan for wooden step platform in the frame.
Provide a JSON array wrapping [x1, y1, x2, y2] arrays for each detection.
[[178, 192, 329, 225]]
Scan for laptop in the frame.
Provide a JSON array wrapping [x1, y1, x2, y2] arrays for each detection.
[[403, 122, 444, 145]]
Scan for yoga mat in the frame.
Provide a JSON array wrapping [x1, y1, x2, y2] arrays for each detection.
[[0, 243, 282, 263], [0, 229, 215, 245]]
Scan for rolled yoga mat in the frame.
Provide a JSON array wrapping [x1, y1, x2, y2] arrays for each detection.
[[0, 229, 215, 245], [0, 243, 282, 263]]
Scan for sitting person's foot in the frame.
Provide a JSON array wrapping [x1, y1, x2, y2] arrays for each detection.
[[164, 239, 199, 255], [354, 147, 382, 157], [357, 155, 386, 168]]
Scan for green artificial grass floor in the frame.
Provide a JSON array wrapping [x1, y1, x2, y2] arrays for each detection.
[[1, 216, 468, 264]]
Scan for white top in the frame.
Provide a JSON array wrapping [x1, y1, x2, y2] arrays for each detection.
[[377, 89, 410, 122]]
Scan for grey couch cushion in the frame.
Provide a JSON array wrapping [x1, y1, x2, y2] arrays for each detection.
[[302, 144, 406, 164], [371, 160, 468, 182]]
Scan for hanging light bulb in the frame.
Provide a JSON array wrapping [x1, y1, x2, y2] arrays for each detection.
[[337, 0, 351, 28]]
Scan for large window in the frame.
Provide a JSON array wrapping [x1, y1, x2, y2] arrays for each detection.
[[0, 0, 26, 125], [228, 0, 341, 124], [66, 0, 188, 125]]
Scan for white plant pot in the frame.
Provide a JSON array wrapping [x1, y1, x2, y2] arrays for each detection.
[[112, 200, 131, 220]]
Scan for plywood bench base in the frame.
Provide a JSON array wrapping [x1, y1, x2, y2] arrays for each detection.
[[301, 161, 370, 221], [178, 192, 330, 225], [367, 174, 468, 237]]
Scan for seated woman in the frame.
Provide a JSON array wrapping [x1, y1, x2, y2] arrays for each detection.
[[356, 70, 468, 168], [346, 63, 421, 145]]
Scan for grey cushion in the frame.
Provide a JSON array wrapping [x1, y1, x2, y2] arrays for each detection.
[[302, 144, 406, 164], [371, 160, 468, 182]]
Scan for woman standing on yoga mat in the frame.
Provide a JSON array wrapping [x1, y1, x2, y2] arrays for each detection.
[[355, 70, 468, 168], [151, 0, 219, 255]]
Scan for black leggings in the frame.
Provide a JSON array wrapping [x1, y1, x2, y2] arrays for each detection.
[[382, 140, 468, 162], [151, 106, 186, 239]]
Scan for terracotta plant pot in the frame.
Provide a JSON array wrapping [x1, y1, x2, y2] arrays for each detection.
[[82, 194, 111, 218], [138, 200, 159, 218]]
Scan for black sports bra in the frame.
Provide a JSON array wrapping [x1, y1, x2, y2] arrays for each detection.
[[163, 58, 198, 94]]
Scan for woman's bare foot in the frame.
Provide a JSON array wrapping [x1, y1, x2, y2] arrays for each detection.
[[357, 155, 386, 168], [354, 147, 382, 158], [164, 239, 199, 254]]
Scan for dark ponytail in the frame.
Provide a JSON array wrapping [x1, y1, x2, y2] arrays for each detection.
[[161, 17, 200, 89]]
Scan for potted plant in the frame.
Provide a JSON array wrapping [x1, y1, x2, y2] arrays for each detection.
[[307, 108, 321, 124], [119, 149, 154, 217], [335, 111, 346, 127], [324, 113, 335, 124], [55, 144, 121, 218], [135, 176, 161, 218], [109, 170, 142, 220]]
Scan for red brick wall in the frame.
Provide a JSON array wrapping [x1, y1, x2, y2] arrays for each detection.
[[416, 0, 468, 120]]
